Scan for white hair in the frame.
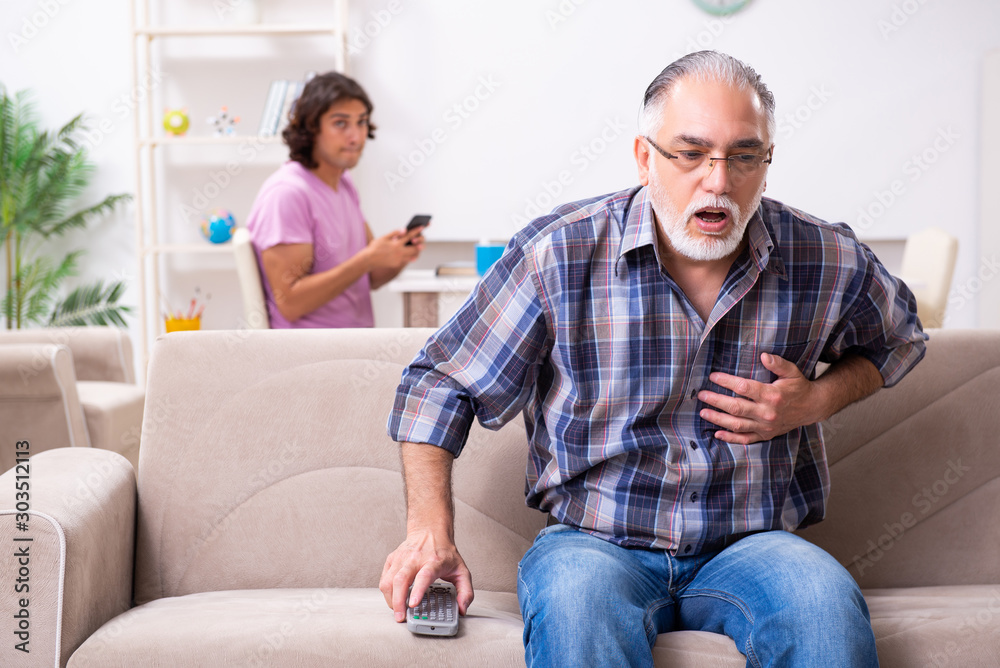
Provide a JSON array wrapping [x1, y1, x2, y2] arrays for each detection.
[[637, 51, 776, 141]]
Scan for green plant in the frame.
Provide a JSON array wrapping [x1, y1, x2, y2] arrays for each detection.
[[0, 84, 132, 329]]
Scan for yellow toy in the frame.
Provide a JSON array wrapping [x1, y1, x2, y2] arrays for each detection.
[[163, 108, 190, 136]]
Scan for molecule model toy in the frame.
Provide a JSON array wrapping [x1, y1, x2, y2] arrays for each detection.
[[208, 106, 240, 137]]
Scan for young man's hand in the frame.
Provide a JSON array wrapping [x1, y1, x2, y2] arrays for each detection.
[[365, 227, 423, 272]]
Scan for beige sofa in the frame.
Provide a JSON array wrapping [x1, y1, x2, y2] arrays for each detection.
[[1, 327, 998, 667]]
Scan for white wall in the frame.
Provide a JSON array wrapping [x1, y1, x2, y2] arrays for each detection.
[[3, 0, 998, 367], [2, 0, 136, 332], [981, 49, 1000, 329]]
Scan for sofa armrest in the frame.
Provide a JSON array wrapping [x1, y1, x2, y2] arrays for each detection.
[[59, 327, 135, 384], [0, 344, 91, 473], [0, 447, 136, 668], [0, 327, 135, 383]]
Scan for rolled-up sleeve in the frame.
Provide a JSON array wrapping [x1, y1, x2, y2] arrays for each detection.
[[827, 243, 927, 388], [387, 236, 550, 456]]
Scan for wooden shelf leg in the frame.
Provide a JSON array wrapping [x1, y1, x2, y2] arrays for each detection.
[[403, 292, 438, 328]]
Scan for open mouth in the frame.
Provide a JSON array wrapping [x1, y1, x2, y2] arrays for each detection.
[[693, 208, 732, 234], [695, 209, 728, 223]]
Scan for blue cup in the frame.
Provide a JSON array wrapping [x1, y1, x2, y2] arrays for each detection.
[[475, 241, 506, 276]]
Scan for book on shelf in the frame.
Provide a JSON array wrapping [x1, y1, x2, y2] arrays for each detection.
[[259, 79, 306, 137], [258, 80, 287, 137], [276, 80, 305, 135], [435, 261, 478, 277]]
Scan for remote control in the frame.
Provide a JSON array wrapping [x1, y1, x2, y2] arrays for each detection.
[[407, 581, 459, 636]]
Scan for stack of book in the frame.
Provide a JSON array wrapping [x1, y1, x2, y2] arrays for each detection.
[[259, 80, 306, 137], [435, 261, 478, 277]]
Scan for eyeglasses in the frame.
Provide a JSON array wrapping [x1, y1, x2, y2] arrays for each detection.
[[644, 136, 772, 177]]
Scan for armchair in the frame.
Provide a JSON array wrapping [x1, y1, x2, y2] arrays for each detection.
[[0, 343, 91, 473], [0, 327, 145, 471], [899, 227, 959, 327]]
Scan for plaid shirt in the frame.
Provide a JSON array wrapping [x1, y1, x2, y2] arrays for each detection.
[[387, 186, 926, 555]]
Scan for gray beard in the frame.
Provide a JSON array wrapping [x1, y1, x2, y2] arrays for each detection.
[[648, 179, 764, 262]]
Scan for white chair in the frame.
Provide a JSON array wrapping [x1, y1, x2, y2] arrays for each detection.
[[899, 227, 959, 328], [232, 227, 270, 330]]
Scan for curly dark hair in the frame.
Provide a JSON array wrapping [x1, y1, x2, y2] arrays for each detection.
[[282, 72, 377, 169]]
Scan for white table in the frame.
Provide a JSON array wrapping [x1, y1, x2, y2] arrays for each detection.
[[388, 270, 927, 328], [385, 269, 480, 327]]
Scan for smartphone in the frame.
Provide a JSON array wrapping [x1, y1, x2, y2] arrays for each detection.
[[405, 215, 431, 245]]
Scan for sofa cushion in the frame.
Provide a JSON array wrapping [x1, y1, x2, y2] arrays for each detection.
[[652, 630, 744, 667], [69, 588, 526, 668], [804, 329, 1000, 588], [865, 586, 1000, 667], [135, 331, 546, 605], [68, 586, 1000, 667], [645, 586, 1000, 667]]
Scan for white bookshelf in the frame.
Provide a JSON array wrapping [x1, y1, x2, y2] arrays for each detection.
[[130, 0, 349, 362], [135, 24, 343, 37], [142, 244, 239, 256], [137, 135, 284, 148]]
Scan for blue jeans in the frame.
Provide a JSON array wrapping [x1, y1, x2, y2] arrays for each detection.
[[517, 525, 878, 668]]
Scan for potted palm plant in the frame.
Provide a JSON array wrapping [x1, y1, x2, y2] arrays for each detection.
[[1, 84, 132, 329]]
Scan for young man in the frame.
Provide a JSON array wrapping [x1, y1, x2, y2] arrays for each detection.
[[246, 72, 424, 328], [381, 51, 926, 666]]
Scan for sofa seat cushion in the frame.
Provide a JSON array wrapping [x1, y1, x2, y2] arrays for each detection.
[[68, 588, 526, 667], [67, 585, 1000, 667], [864, 585, 1000, 667], [653, 630, 745, 666], [650, 586, 1000, 667], [650, 585, 1000, 667]]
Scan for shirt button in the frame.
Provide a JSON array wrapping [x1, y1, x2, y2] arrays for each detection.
[[684, 545, 693, 554], [689, 440, 698, 450], [690, 389, 698, 400], [690, 492, 698, 502]]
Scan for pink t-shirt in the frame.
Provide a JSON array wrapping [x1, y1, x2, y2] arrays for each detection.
[[246, 161, 374, 328]]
